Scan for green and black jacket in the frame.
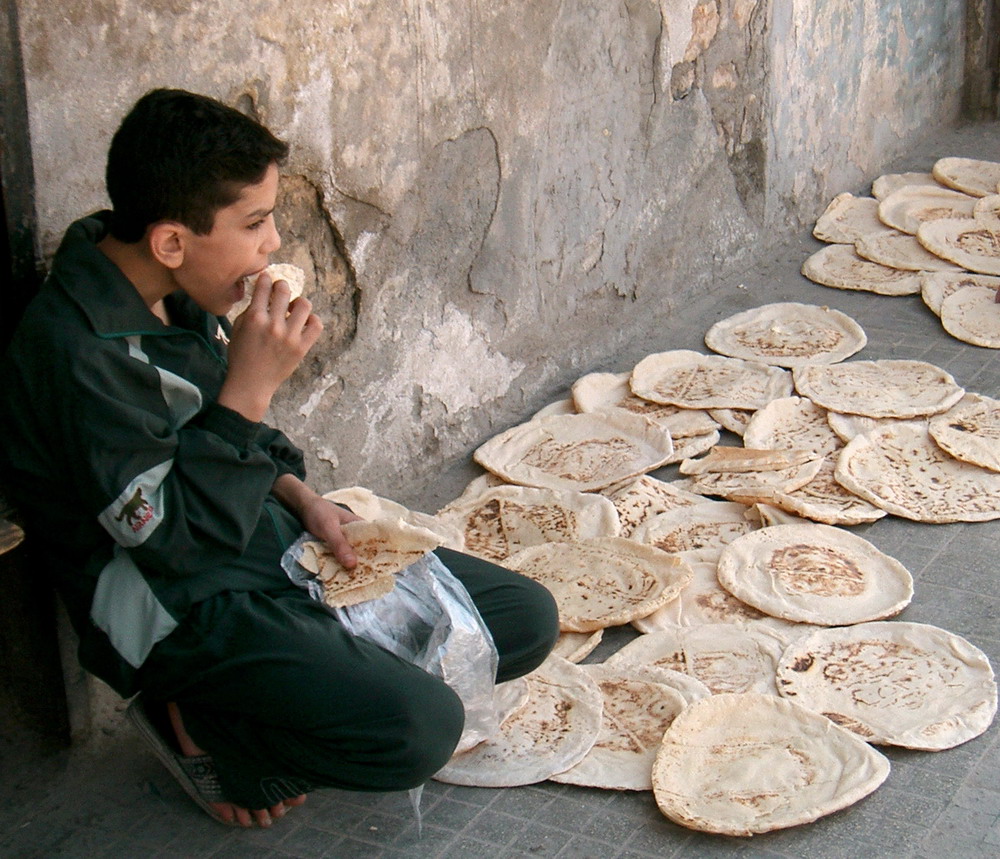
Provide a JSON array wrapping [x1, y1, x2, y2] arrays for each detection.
[[0, 212, 306, 696]]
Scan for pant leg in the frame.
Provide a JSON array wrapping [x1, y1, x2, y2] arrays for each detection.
[[139, 587, 465, 809], [434, 547, 560, 683]]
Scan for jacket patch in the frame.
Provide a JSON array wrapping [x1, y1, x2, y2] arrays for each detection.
[[99, 459, 172, 548], [114, 487, 155, 533]]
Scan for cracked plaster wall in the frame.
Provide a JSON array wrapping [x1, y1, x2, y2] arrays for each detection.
[[16, 0, 965, 505]]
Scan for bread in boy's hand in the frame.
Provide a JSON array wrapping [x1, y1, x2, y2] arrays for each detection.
[[227, 263, 307, 320]]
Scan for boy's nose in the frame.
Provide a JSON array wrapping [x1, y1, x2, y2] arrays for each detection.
[[262, 217, 281, 255]]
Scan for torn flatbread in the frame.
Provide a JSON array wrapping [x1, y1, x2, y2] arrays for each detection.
[[323, 486, 464, 550], [228, 262, 307, 320], [299, 518, 442, 608]]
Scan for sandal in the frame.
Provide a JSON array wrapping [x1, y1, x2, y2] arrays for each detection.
[[126, 695, 236, 826]]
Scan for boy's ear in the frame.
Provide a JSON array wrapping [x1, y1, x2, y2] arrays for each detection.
[[147, 221, 187, 270]]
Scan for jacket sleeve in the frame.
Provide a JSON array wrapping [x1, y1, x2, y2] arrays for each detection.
[[254, 423, 307, 480], [62, 339, 287, 578]]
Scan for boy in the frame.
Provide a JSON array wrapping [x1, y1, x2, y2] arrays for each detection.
[[0, 89, 558, 827]]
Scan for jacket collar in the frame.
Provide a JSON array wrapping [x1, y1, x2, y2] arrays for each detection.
[[51, 211, 213, 339]]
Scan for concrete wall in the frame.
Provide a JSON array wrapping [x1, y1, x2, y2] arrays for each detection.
[[15, 0, 966, 508]]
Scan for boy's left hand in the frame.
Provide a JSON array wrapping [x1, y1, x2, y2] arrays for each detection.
[[299, 495, 361, 570]]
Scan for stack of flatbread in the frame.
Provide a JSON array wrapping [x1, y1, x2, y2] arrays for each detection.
[[416, 273, 998, 836], [803, 156, 1000, 348]]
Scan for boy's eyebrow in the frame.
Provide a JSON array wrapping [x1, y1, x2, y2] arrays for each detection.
[[245, 206, 274, 220]]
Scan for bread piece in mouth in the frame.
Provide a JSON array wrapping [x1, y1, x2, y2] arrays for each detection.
[[227, 262, 307, 320]]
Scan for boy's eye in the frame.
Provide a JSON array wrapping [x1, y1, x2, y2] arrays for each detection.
[[248, 219, 265, 230]]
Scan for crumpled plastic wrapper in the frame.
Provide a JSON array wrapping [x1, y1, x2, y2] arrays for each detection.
[[281, 532, 500, 753]]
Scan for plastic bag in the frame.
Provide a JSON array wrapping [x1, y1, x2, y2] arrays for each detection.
[[281, 533, 500, 753]]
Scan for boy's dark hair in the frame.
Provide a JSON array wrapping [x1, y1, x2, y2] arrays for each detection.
[[106, 88, 289, 242]]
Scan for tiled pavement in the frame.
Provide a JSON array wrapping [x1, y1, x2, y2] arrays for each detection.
[[3, 120, 1000, 858]]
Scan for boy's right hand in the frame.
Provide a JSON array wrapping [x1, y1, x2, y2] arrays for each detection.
[[218, 273, 323, 422]]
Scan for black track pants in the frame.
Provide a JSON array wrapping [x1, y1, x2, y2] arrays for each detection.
[[138, 548, 559, 809]]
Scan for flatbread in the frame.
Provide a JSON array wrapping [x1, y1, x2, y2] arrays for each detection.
[[505, 537, 693, 632], [939, 284, 1000, 347], [871, 171, 939, 200], [550, 663, 689, 790], [632, 501, 757, 561], [473, 411, 674, 492], [877, 185, 978, 234], [920, 271, 1000, 316], [826, 411, 918, 444], [551, 630, 604, 663], [651, 693, 890, 836], [801, 244, 922, 295], [927, 392, 1000, 472], [751, 460, 888, 526], [322, 486, 464, 550], [433, 655, 603, 786], [436, 484, 620, 562], [743, 396, 844, 457], [606, 623, 788, 695], [704, 302, 867, 367], [602, 474, 706, 537], [707, 408, 755, 436], [717, 524, 913, 626], [228, 262, 307, 319], [633, 558, 813, 639], [812, 193, 891, 243], [663, 429, 721, 464], [630, 350, 793, 411], [681, 456, 825, 505], [299, 518, 442, 608], [793, 360, 964, 418], [776, 622, 998, 750], [834, 421, 1000, 522], [973, 193, 1000, 225], [916, 218, 1000, 275], [679, 445, 819, 475], [933, 156, 1000, 198], [571, 371, 720, 438], [854, 231, 963, 272]]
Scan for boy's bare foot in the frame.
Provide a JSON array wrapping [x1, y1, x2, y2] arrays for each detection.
[[166, 702, 307, 827]]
